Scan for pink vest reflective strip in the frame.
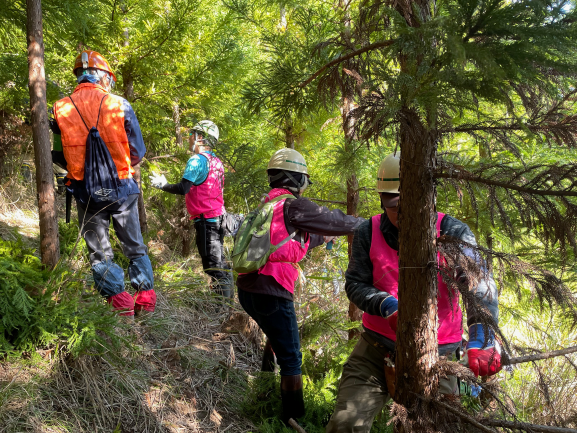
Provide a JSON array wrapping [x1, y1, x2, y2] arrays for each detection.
[[185, 152, 225, 219], [258, 188, 310, 294], [362, 213, 463, 344]]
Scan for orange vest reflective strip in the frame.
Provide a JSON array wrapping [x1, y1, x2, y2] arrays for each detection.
[[54, 83, 134, 181]]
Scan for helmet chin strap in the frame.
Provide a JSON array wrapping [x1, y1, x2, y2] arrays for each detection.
[[268, 170, 308, 194]]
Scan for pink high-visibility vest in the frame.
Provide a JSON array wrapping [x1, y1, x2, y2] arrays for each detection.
[[362, 213, 463, 344], [258, 188, 311, 294], [185, 152, 225, 219]]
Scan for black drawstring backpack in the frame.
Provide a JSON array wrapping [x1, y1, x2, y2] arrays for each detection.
[[69, 95, 129, 205]]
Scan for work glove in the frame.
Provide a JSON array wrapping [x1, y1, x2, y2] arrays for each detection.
[[463, 323, 502, 377], [149, 173, 168, 189], [324, 236, 336, 250], [380, 295, 399, 333]]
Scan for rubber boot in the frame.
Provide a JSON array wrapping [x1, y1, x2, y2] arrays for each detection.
[[214, 282, 233, 300], [280, 374, 305, 425], [108, 291, 135, 317], [261, 339, 277, 372]]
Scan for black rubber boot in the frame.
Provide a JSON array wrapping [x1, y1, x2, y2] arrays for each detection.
[[261, 339, 277, 372], [280, 374, 305, 425]]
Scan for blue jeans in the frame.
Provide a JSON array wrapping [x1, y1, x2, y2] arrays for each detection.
[[238, 289, 302, 376]]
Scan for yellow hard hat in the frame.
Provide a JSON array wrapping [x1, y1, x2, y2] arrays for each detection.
[[377, 153, 400, 193], [267, 148, 308, 174]]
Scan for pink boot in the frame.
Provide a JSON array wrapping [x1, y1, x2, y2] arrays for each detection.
[[134, 290, 157, 314], [108, 292, 135, 316]]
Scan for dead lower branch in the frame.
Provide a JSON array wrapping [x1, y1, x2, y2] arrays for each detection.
[[288, 418, 307, 433], [299, 40, 395, 88], [146, 154, 177, 161], [435, 170, 577, 197], [418, 396, 498, 433], [308, 198, 347, 205], [480, 418, 577, 433], [506, 346, 577, 365]]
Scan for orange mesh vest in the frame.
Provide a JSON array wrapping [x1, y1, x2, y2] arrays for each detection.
[[53, 83, 134, 181]]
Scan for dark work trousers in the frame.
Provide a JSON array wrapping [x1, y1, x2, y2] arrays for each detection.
[[77, 194, 154, 299], [238, 289, 302, 376], [194, 216, 233, 298]]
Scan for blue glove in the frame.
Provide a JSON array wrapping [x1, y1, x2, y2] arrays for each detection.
[[464, 323, 502, 377], [380, 295, 399, 333]]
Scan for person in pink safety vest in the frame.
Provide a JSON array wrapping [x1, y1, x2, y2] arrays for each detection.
[[151, 120, 232, 299], [236, 148, 365, 427], [325, 153, 502, 433]]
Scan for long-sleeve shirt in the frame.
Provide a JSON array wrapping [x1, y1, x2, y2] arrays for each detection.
[[237, 196, 365, 300], [346, 212, 499, 354]]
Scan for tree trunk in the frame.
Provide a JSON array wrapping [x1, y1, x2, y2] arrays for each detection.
[[120, 18, 146, 233], [181, 198, 194, 256], [26, 0, 60, 269], [394, 108, 439, 432], [132, 163, 147, 234], [342, 87, 362, 339], [285, 118, 295, 149], [173, 101, 182, 147]]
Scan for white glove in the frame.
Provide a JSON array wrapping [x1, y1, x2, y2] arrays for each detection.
[[149, 173, 168, 189]]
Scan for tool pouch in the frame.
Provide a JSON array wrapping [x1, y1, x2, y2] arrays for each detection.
[[361, 332, 397, 399], [384, 356, 396, 398]]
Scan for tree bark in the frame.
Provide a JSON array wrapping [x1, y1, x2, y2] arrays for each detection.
[[173, 101, 182, 147], [394, 107, 439, 431], [481, 418, 577, 433], [285, 118, 295, 149], [181, 197, 194, 256], [506, 345, 577, 365], [132, 163, 147, 234], [120, 14, 147, 233], [26, 0, 60, 269], [342, 87, 362, 339]]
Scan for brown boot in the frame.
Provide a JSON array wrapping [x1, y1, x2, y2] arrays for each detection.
[[280, 374, 305, 425]]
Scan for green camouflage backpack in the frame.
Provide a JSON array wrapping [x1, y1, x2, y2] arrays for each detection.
[[232, 194, 297, 274]]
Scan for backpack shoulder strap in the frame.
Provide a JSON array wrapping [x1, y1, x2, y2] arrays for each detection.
[[267, 193, 300, 251], [267, 194, 294, 204], [68, 95, 89, 132], [68, 94, 108, 131], [95, 94, 108, 129], [273, 229, 299, 251]]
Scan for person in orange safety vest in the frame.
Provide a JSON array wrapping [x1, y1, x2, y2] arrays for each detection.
[[50, 50, 155, 317]]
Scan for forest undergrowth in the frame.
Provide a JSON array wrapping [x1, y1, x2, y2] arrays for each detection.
[[0, 173, 575, 432], [0, 176, 395, 433]]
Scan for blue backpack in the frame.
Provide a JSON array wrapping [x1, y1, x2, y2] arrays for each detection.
[[69, 95, 129, 205]]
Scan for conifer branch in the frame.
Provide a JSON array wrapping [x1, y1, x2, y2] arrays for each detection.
[[299, 40, 395, 88], [435, 171, 577, 197], [505, 346, 577, 365], [309, 198, 347, 205], [420, 398, 498, 433], [480, 418, 577, 433]]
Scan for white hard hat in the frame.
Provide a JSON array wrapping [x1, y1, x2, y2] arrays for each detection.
[[267, 148, 308, 174], [377, 153, 400, 193], [191, 120, 219, 144]]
